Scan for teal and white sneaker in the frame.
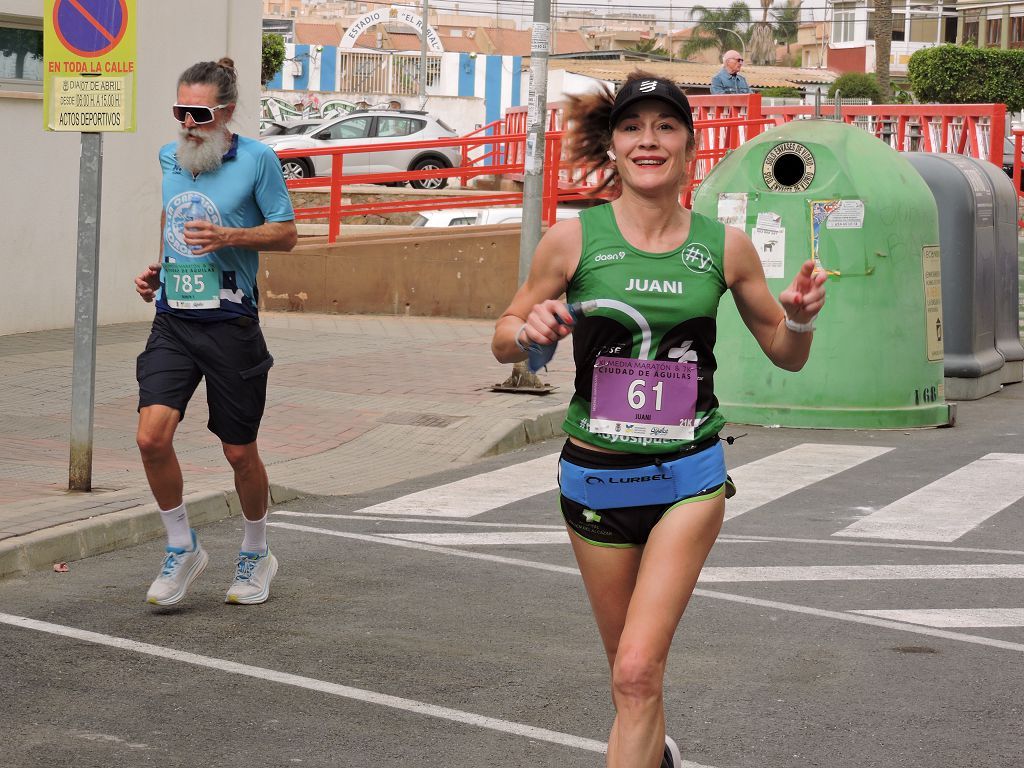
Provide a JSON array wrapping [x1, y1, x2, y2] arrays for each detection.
[[225, 549, 278, 605], [662, 735, 682, 768], [146, 530, 208, 606]]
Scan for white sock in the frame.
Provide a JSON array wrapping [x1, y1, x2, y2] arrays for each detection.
[[159, 502, 192, 550], [241, 514, 268, 554]]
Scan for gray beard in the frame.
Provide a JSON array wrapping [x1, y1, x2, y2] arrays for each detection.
[[176, 128, 231, 175]]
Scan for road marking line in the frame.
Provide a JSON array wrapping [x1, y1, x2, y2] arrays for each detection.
[[0, 612, 607, 755], [699, 564, 1024, 582], [377, 532, 570, 546], [270, 522, 579, 575], [717, 533, 1024, 558], [273, 511, 565, 530], [725, 444, 893, 521], [834, 453, 1024, 542], [848, 609, 1024, 628], [349, 454, 560, 518], [269, 522, 1024, 654]]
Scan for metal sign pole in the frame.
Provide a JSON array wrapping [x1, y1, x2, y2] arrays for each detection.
[[493, 0, 554, 394], [69, 131, 103, 491], [518, 0, 551, 287]]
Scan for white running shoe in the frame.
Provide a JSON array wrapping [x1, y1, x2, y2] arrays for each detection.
[[225, 549, 278, 605], [662, 735, 682, 768], [146, 530, 208, 606]]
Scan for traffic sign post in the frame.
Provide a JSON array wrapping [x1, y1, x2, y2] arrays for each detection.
[[44, 0, 136, 491]]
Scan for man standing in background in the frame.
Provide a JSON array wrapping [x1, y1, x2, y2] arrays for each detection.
[[711, 51, 752, 94]]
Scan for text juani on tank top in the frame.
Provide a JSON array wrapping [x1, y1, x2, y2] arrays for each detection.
[[562, 204, 728, 454]]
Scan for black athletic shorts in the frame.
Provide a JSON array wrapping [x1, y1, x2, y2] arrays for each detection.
[[136, 312, 274, 445]]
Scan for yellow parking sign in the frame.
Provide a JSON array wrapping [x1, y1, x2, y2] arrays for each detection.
[[43, 0, 136, 132]]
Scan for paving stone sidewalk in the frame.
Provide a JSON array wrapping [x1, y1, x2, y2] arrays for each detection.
[[0, 312, 575, 579]]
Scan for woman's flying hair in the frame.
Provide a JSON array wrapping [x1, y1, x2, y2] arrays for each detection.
[[563, 70, 697, 196]]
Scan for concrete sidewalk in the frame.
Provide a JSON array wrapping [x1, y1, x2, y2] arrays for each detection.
[[0, 313, 575, 580]]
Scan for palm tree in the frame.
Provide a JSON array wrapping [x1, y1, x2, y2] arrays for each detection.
[[750, 0, 776, 65], [625, 38, 669, 58], [680, 3, 752, 61], [772, 0, 801, 54], [871, 0, 893, 101]]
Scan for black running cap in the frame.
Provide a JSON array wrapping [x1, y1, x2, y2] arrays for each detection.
[[608, 77, 694, 133]]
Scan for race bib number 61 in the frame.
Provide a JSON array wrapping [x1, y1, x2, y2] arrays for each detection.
[[589, 357, 698, 441]]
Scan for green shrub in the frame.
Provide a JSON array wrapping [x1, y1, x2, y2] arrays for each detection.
[[261, 33, 286, 86], [908, 45, 1024, 111], [760, 86, 803, 98], [828, 72, 885, 102]]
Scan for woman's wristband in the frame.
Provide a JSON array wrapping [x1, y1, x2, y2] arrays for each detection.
[[784, 315, 816, 334], [514, 322, 532, 352]]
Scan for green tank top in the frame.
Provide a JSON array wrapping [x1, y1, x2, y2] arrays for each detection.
[[563, 203, 728, 454]]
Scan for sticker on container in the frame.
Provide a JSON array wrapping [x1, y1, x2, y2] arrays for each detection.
[[717, 192, 748, 230], [810, 200, 842, 274], [922, 245, 944, 362], [751, 220, 786, 279], [825, 199, 865, 229]]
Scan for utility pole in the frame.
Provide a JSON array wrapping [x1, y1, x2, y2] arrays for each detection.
[[493, 0, 553, 393], [520, 0, 551, 286], [419, 0, 429, 109]]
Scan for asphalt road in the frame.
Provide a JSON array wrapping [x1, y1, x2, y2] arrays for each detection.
[[2, 386, 1023, 768]]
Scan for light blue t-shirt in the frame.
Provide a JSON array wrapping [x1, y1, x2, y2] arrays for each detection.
[[710, 69, 751, 95], [157, 134, 294, 322]]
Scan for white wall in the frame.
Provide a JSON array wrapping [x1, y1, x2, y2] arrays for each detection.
[[1, 0, 262, 335]]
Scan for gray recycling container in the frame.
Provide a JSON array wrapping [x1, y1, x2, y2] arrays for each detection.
[[905, 153, 1024, 399]]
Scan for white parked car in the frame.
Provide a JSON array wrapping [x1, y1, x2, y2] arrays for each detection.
[[411, 207, 583, 227], [266, 109, 462, 189]]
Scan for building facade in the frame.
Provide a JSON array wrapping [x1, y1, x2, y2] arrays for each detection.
[[0, 0, 263, 334]]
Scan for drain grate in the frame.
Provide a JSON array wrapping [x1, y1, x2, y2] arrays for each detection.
[[379, 412, 466, 428]]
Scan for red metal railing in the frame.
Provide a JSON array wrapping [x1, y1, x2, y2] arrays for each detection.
[[280, 97, 1023, 242], [763, 102, 1007, 167]]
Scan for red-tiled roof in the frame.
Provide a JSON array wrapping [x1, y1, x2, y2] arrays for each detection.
[[293, 22, 343, 47], [438, 35, 482, 53]]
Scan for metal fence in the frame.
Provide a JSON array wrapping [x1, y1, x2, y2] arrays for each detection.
[[336, 51, 441, 97]]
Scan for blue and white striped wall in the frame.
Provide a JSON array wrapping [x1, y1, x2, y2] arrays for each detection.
[[267, 44, 523, 129]]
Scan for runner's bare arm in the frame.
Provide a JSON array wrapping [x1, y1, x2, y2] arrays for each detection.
[[724, 226, 826, 372], [134, 213, 165, 302], [492, 219, 582, 363], [182, 220, 298, 256]]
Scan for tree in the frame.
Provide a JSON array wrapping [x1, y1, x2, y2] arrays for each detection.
[[0, 28, 42, 80], [625, 38, 669, 58], [772, 0, 801, 53], [680, 3, 752, 61], [261, 33, 286, 86], [870, 0, 893, 102], [747, 0, 777, 65], [828, 72, 885, 102]]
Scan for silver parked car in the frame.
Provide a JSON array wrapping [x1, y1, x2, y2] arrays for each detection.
[[259, 118, 325, 138], [267, 109, 462, 189]]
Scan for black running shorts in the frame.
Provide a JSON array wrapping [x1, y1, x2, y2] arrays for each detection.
[[136, 313, 274, 445]]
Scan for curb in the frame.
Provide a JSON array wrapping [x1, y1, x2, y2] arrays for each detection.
[[0, 407, 567, 582], [0, 485, 300, 583]]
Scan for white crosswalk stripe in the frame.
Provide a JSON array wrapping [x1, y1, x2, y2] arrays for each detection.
[[724, 443, 893, 521], [350, 454, 558, 518], [833, 453, 1024, 542]]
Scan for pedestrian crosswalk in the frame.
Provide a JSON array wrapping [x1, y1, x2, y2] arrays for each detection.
[[833, 453, 1024, 542], [339, 442, 1024, 545]]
